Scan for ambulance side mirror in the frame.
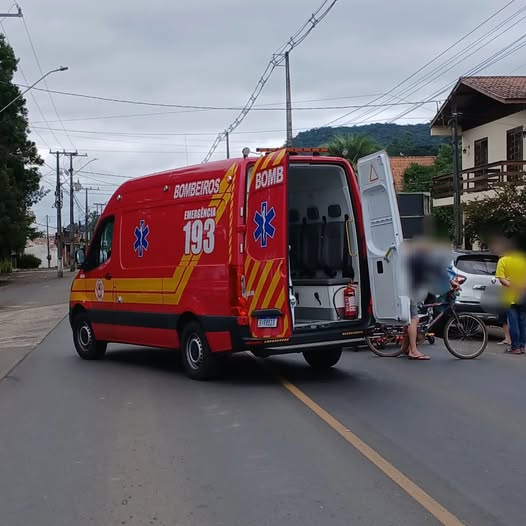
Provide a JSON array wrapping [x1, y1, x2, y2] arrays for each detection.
[[75, 248, 86, 267]]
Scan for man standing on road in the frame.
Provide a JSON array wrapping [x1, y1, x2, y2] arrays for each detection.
[[493, 237, 526, 355], [401, 240, 461, 361]]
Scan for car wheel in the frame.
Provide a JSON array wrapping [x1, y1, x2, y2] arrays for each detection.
[[73, 312, 107, 360], [303, 348, 342, 370], [180, 322, 220, 380]]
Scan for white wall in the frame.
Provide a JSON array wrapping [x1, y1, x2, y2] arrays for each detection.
[[462, 110, 526, 168]]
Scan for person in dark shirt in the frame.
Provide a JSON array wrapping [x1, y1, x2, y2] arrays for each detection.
[[401, 240, 456, 360], [401, 244, 432, 360]]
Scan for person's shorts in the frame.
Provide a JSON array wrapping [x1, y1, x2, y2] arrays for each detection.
[[497, 309, 509, 325], [410, 289, 428, 319]]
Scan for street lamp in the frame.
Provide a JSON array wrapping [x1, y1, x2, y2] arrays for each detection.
[[75, 157, 98, 175], [0, 66, 69, 114]]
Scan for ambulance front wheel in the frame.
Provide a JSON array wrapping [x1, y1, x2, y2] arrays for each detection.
[[180, 322, 219, 380], [303, 348, 342, 370], [73, 313, 107, 360]]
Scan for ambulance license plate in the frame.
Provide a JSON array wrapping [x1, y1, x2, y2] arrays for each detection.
[[257, 317, 278, 328]]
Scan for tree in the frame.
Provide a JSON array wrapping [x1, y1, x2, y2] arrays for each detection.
[[402, 163, 435, 192], [326, 134, 379, 167], [464, 185, 526, 249], [293, 123, 447, 153], [0, 34, 44, 259]]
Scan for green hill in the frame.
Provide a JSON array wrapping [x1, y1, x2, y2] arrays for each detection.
[[293, 123, 447, 156]]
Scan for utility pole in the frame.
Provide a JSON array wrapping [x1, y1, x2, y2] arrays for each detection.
[[94, 202, 105, 216], [50, 149, 87, 276], [64, 151, 87, 270], [0, 6, 22, 17], [46, 215, 51, 269], [83, 186, 99, 244], [450, 108, 462, 249], [85, 188, 89, 244], [225, 131, 230, 159], [51, 151, 63, 277], [285, 51, 293, 147], [66, 152, 87, 233]]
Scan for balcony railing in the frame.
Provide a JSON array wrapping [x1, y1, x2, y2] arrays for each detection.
[[431, 160, 526, 199]]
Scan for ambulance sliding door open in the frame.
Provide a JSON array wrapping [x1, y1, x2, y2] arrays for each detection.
[[357, 151, 410, 325]]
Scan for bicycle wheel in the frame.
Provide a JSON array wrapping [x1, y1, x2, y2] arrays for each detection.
[[443, 313, 488, 359], [366, 326, 405, 357]]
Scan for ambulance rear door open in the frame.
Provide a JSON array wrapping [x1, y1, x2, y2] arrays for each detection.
[[244, 150, 293, 339], [357, 151, 410, 325]]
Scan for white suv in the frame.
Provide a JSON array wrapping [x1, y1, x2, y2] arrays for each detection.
[[449, 251, 499, 322]]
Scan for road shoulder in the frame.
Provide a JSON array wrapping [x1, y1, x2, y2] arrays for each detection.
[[0, 303, 69, 380]]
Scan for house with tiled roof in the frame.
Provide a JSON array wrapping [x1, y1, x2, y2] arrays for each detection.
[[430, 76, 526, 209]]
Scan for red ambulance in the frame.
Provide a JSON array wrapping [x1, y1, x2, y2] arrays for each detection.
[[70, 148, 409, 379]]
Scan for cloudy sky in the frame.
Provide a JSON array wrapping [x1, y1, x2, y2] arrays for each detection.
[[1, 0, 524, 231]]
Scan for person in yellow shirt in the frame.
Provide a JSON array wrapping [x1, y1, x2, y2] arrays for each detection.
[[493, 237, 526, 354]]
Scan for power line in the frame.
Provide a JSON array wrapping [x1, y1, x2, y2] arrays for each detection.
[[5, 87, 438, 113], [346, 5, 526, 127], [389, 32, 526, 123], [34, 220, 57, 230], [19, 7, 76, 149], [203, 0, 340, 162], [322, 0, 521, 128], [26, 92, 400, 124], [77, 172, 121, 186], [372, 8, 526, 126], [0, 21, 62, 148], [78, 170, 133, 179], [17, 84, 377, 111]]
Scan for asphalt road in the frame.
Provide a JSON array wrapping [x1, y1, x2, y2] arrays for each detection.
[[0, 270, 75, 378], [0, 313, 523, 525], [0, 269, 75, 309]]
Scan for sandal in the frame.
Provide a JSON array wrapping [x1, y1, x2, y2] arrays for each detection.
[[408, 354, 430, 360]]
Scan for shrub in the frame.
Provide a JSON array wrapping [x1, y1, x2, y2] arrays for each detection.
[[0, 259, 12, 274], [17, 254, 42, 269]]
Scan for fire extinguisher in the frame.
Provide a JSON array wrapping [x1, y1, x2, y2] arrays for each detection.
[[344, 282, 358, 319]]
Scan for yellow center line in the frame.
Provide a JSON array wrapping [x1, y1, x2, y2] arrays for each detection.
[[249, 354, 464, 526]]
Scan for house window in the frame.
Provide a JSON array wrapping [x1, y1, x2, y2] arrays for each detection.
[[506, 126, 524, 183], [473, 138, 488, 190], [474, 138, 488, 166]]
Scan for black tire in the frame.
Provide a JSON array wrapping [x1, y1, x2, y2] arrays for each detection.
[[180, 322, 220, 380], [303, 348, 342, 370], [366, 325, 405, 357], [72, 312, 107, 360], [444, 313, 488, 359]]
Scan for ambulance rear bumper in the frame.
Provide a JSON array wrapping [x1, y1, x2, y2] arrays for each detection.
[[240, 319, 371, 356]]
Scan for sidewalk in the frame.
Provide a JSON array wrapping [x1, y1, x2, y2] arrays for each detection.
[[0, 270, 75, 380]]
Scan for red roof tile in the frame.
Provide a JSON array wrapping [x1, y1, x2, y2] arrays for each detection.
[[460, 76, 526, 103]]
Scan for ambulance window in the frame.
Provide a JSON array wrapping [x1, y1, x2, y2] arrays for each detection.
[[244, 165, 254, 221], [87, 217, 114, 269]]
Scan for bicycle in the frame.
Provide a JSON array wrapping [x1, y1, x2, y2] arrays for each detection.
[[366, 290, 488, 359]]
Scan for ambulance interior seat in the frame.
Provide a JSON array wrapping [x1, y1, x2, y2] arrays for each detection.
[[300, 207, 322, 277], [287, 164, 357, 287]]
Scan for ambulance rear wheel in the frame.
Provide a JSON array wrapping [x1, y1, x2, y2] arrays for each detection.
[[180, 322, 219, 380], [303, 348, 342, 370], [73, 313, 107, 360]]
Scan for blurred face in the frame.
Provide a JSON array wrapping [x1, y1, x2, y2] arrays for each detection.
[[489, 237, 511, 255]]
